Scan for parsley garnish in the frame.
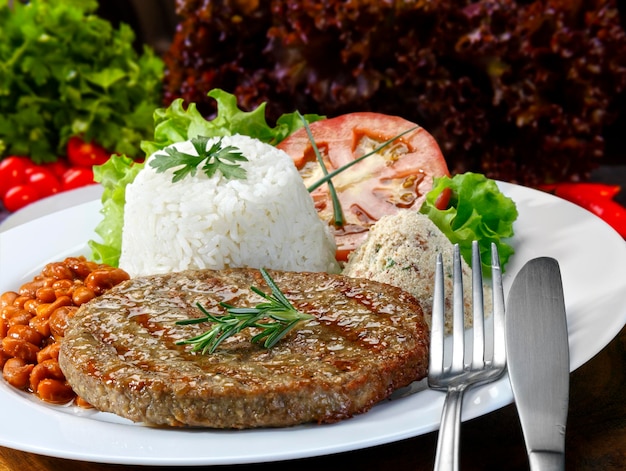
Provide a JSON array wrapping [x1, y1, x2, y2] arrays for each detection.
[[149, 136, 248, 183], [176, 268, 313, 354]]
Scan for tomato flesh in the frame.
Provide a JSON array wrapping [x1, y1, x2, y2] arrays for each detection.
[[278, 112, 450, 260]]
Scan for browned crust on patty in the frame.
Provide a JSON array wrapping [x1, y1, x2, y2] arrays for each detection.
[[58, 268, 429, 428]]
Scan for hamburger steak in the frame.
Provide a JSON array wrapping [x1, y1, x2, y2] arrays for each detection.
[[58, 268, 429, 428]]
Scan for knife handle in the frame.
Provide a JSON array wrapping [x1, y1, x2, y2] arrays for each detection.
[[529, 450, 565, 471]]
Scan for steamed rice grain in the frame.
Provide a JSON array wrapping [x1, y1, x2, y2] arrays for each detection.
[[119, 135, 340, 277]]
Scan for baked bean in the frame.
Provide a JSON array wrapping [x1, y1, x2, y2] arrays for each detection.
[[2, 307, 32, 336], [36, 378, 75, 404], [18, 280, 45, 298], [37, 343, 61, 363], [51, 279, 74, 298], [85, 268, 130, 295], [49, 305, 77, 339], [0, 319, 8, 339], [72, 285, 96, 305], [0, 346, 9, 369], [1, 305, 20, 320], [29, 359, 65, 393], [40, 277, 55, 288], [65, 256, 99, 279], [75, 395, 93, 409], [34, 295, 72, 320], [2, 337, 40, 363], [35, 286, 57, 303], [42, 262, 73, 281], [11, 295, 30, 309], [3, 358, 34, 389], [0, 291, 18, 307], [1, 256, 129, 406], [23, 298, 40, 315], [7, 325, 43, 346], [29, 316, 51, 338], [6, 309, 32, 328]]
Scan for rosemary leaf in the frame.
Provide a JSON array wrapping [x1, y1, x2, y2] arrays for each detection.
[[176, 268, 313, 353]]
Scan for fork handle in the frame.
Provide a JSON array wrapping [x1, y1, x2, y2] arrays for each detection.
[[434, 387, 465, 471]]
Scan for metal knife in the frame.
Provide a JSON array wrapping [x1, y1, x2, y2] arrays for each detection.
[[505, 257, 570, 471]]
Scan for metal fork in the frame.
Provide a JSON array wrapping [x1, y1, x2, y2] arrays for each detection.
[[428, 241, 506, 471]]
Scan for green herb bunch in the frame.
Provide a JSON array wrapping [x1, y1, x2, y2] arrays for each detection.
[[0, 0, 164, 163]]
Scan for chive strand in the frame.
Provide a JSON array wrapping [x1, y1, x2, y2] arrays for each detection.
[[297, 112, 345, 227], [307, 125, 420, 193]]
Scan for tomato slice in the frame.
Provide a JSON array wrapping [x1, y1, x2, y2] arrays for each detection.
[[277, 112, 450, 260]]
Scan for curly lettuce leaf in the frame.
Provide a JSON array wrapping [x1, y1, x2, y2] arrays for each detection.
[[89, 89, 324, 266], [141, 89, 324, 155], [420, 172, 518, 273], [88, 156, 144, 265]]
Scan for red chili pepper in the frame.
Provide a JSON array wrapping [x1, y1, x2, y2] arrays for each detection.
[[539, 182, 626, 238]]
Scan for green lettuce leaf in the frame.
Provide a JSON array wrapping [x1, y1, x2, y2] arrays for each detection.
[[420, 172, 518, 273], [141, 89, 323, 156], [89, 89, 325, 266], [88, 156, 144, 266]]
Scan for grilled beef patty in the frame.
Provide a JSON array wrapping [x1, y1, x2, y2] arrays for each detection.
[[59, 268, 429, 428]]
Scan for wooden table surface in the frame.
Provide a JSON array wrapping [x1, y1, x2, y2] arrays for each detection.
[[0, 323, 623, 471]]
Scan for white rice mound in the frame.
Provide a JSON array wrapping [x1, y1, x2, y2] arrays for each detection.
[[342, 211, 492, 333], [119, 134, 341, 277]]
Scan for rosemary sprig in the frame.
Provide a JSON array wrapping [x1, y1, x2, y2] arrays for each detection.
[[297, 111, 345, 227], [149, 135, 248, 183], [176, 268, 313, 354]]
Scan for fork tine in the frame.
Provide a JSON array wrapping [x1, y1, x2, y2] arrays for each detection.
[[451, 244, 465, 374], [429, 241, 507, 471], [490, 242, 506, 369], [471, 241, 485, 369], [429, 253, 445, 380]]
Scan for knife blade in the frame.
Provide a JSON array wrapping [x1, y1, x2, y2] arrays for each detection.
[[505, 257, 570, 471]]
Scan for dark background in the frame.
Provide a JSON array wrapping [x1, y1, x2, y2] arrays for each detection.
[[98, 1, 626, 208]]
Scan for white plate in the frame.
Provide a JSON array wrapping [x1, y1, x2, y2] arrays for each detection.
[[0, 182, 625, 466], [0, 184, 104, 233]]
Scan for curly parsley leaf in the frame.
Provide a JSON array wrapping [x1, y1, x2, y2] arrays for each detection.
[[149, 136, 248, 183]]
